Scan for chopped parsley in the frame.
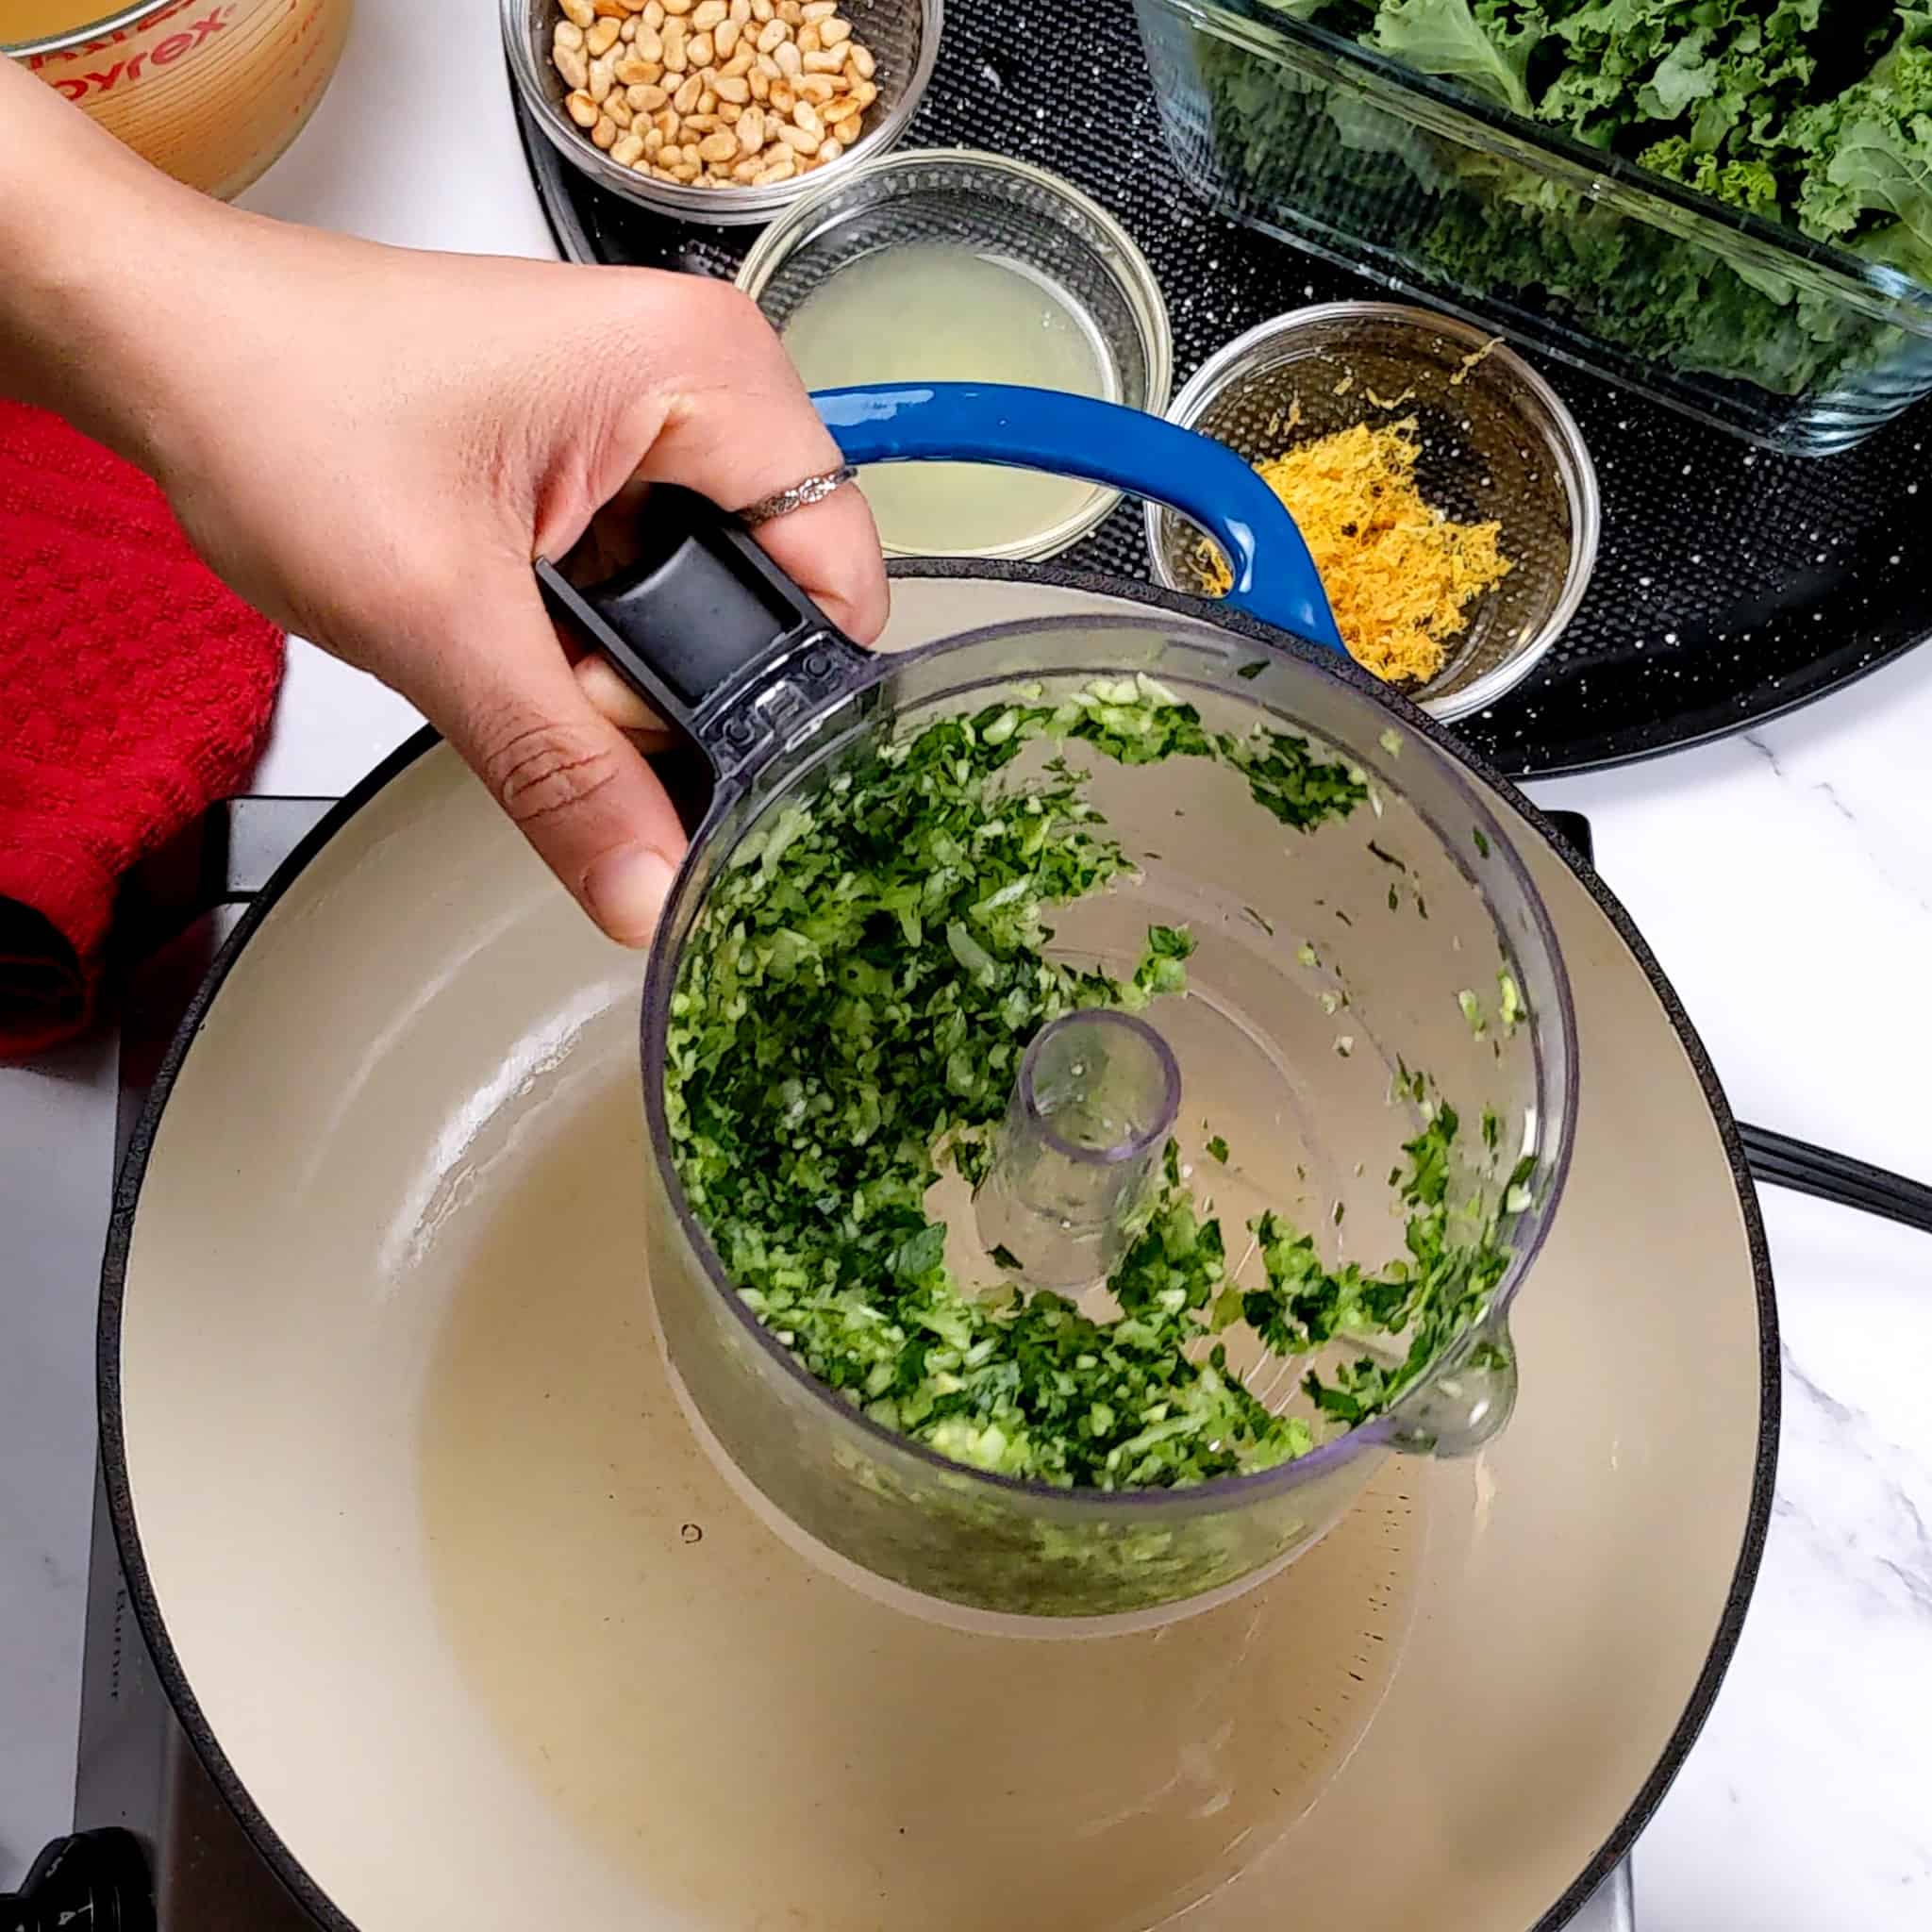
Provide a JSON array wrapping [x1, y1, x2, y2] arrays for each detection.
[[664, 680, 1522, 1496], [1498, 970, 1524, 1034]]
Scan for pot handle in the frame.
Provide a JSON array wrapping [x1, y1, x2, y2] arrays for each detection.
[[813, 383, 1344, 652], [536, 383, 1344, 826]]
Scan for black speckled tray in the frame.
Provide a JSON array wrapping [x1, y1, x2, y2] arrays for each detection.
[[508, 3, 1932, 778]]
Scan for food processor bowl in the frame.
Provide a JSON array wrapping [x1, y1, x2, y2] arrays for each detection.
[[541, 385, 1576, 1632]]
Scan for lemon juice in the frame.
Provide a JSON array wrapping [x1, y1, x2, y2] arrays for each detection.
[[781, 242, 1114, 557]]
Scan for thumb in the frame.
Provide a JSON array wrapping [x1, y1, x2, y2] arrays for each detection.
[[421, 580, 687, 948]]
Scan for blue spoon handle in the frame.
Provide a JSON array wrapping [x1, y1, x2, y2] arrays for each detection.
[[811, 382, 1345, 654]]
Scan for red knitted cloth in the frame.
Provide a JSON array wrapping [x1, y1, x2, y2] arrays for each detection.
[[0, 402, 284, 1058]]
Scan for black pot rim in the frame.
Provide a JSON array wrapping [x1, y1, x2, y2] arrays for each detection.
[[96, 558, 1779, 1932]]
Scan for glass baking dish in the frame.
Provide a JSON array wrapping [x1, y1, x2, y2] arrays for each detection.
[[1134, 0, 1932, 455]]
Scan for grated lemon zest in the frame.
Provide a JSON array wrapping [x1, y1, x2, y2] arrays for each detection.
[[1195, 418, 1512, 688]]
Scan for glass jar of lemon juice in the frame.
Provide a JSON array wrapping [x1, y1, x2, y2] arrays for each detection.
[[739, 149, 1173, 560]]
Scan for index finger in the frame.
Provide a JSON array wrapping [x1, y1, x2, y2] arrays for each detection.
[[636, 283, 890, 643]]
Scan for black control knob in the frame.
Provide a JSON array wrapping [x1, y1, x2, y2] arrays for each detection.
[[1, 1829, 153, 1932]]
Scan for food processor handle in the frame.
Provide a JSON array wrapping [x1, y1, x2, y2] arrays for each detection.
[[0, 1829, 153, 1932], [812, 383, 1346, 653], [535, 484, 876, 827]]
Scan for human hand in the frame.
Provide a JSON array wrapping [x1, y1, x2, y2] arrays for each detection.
[[0, 61, 886, 947], [152, 221, 887, 944]]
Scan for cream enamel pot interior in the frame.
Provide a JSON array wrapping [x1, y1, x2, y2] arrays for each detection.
[[103, 568, 1774, 1932]]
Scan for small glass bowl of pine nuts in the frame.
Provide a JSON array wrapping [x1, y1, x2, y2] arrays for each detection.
[[503, 0, 941, 226]]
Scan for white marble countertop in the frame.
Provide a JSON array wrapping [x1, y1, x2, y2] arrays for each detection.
[[3, 4, 1929, 1924]]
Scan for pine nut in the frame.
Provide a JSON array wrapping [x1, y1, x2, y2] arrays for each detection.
[[552, 0, 874, 191]]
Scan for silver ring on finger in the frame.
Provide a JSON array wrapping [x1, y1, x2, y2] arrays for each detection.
[[737, 465, 858, 527]]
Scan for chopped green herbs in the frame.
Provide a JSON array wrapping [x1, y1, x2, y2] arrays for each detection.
[[1130, 924, 1196, 1005], [664, 680, 1521, 1494], [1498, 970, 1525, 1033]]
